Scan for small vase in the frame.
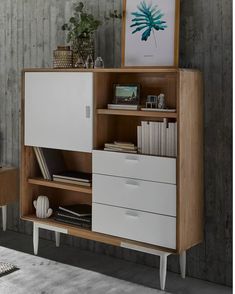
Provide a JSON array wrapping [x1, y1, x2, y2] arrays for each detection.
[[94, 57, 104, 68], [74, 54, 85, 68], [85, 54, 94, 69]]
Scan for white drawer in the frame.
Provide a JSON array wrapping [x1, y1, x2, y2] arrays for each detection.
[[93, 150, 176, 184], [93, 174, 176, 216], [92, 203, 176, 249]]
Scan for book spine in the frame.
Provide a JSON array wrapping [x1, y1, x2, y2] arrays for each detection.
[[154, 122, 160, 155], [174, 122, 177, 157], [137, 126, 142, 153], [146, 121, 150, 155], [149, 122, 154, 155], [141, 121, 145, 154], [160, 122, 165, 156], [166, 126, 170, 157], [34, 147, 48, 180], [157, 122, 161, 156], [38, 148, 51, 180]]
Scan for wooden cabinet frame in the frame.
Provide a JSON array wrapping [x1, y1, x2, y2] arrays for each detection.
[[20, 68, 203, 290]]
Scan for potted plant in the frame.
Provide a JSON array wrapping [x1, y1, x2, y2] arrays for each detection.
[[62, 2, 101, 65]]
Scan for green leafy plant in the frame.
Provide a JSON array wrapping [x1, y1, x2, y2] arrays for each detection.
[[131, 1, 167, 48], [62, 2, 101, 53]]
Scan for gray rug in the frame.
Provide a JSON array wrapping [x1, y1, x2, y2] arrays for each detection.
[[0, 262, 18, 278], [0, 246, 169, 294]]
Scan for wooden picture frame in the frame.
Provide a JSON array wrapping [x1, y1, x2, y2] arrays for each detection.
[[121, 0, 180, 67]]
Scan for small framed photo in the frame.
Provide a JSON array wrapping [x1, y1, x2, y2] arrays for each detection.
[[122, 0, 180, 67], [113, 84, 140, 105]]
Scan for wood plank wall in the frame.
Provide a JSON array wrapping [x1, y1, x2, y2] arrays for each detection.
[[0, 0, 232, 286]]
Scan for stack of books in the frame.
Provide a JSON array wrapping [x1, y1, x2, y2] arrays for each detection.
[[108, 104, 139, 110], [104, 142, 137, 154], [53, 171, 92, 187], [54, 204, 91, 229], [137, 120, 177, 157]]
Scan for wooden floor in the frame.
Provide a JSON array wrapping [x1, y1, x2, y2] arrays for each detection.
[[0, 230, 232, 294]]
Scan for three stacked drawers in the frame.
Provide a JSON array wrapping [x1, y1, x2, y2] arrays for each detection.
[[92, 150, 177, 249]]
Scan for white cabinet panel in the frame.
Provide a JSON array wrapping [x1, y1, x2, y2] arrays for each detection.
[[92, 203, 176, 249], [93, 174, 176, 216], [93, 150, 176, 184], [25, 72, 93, 152]]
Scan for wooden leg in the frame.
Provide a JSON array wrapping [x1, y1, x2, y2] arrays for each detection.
[[33, 223, 39, 255], [55, 231, 60, 247], [159, 254, 168, 290], [2, 205, 7, 231], [180, 251, 186, 279]]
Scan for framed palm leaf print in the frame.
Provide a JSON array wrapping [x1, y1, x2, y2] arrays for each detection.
[[122, 0, 180, 67]]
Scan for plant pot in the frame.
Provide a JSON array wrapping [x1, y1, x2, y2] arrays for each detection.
[[72, 35, 95, 66]]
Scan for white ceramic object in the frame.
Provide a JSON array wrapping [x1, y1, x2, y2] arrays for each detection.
[[33, 196, 53, 219]]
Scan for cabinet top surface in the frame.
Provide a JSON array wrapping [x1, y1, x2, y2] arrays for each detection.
[[22, 68, 200, 74], [0, 166, 17, 173]]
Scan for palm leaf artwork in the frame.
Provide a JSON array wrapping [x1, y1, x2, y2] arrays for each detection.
[[130, 1, 167, 48]]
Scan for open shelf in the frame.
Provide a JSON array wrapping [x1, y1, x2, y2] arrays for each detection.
[[22, 214, 91, 231], [22, 214, 175, 253], [97, 109, 177, 118], [28, 177, 92, 194]]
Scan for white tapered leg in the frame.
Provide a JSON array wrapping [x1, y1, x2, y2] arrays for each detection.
[[2, 205, 7, 231], [55, 231, 60, 247], [180, 251, 186, 279], [33, 223, 39, 255], [160, 254, 168, 290]]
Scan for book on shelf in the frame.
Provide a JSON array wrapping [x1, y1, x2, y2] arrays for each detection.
[[33, 147, 48, 179], [104, 143, 137, 151], [104, 141, 137, 154], [55, 210, 91, 223], [53, 178, 91, 187], [104, 148, 137, 154], [107, 104, 139, 110], [137, 120, 177, 157], [113, 141, 135, 147], [140, 108, 176, 112], [58, 204, 91, 217], [54, 214, 91, 229], [53, 171, 92, 183], [33, 147, 66, 180]]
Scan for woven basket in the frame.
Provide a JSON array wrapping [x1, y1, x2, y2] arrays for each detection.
[[53, 46, 73, 68]]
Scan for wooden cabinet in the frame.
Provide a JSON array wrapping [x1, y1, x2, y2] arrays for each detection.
[[20, 68, 203, 290], [0, 167, 18, 231]]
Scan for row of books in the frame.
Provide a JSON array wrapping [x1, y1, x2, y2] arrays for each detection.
[[137, 120, 177, 157], [104, 141, 137, 154], [54, 204, 91, 229], [33, 147, 92, 186]]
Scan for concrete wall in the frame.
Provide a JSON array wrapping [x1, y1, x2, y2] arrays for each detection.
[[0, 0, 232, 286]]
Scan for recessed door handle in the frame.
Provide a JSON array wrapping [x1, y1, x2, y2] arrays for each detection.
[[125, 211, 139, 218], [85, 106, 91, 118]]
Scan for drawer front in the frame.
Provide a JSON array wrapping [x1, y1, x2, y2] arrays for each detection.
[[93, 150, 176, 184], [93, 174, 176, 216], [92, 203, 176, 249]]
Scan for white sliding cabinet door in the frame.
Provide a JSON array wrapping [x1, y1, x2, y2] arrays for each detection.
[[25, 72, 93, 152]]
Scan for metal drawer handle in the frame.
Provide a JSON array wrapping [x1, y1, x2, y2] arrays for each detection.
[[125, 156, 139, 162], [125, 211, 139, 218], [125, 180, 139, 188]]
